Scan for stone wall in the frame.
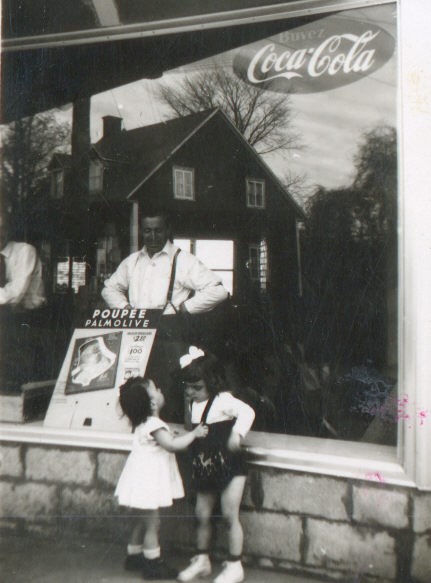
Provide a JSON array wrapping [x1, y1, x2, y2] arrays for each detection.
[[1, 441, 430, 582]]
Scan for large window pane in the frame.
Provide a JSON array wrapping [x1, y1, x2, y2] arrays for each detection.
[[2, 2, 398, 448], [194, 240, 234, 270]]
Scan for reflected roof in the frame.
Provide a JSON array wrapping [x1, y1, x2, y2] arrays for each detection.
[[0, 1, 332, 123], [2, 0, 303, 40]]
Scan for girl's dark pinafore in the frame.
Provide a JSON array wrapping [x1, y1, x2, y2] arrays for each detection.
[[190, 396, 248, 492]]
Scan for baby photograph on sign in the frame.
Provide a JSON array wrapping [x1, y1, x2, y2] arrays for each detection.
[[65, 333, 121, 393]]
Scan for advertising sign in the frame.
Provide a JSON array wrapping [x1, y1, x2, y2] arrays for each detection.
[[233, 15, 395, 93], [44, 309, 160, 432]]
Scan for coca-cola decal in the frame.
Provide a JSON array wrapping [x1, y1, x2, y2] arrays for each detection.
[[233, 17, 395, 93]]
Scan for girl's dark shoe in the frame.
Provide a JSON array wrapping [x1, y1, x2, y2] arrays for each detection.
[[143, 557, 178, 580], [124, 553, 148, 571]]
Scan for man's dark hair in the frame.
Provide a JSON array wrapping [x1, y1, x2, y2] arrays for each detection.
[[141, 206, 173, 229]]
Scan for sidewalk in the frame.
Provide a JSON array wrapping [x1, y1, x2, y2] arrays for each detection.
[[0, 531, 331, 583]]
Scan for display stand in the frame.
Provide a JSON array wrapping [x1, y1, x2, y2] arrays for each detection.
[[44, 308, 160, 432]]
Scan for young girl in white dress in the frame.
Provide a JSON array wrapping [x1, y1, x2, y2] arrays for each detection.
[[176, 347, 255, 583], [115, 375, 208, 580]]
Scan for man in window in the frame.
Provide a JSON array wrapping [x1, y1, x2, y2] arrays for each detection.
[[0, 210, 47, 391], [101, 207, 228, 420]]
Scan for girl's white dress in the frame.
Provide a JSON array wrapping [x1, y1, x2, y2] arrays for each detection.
[[115, 416, 184, 509]]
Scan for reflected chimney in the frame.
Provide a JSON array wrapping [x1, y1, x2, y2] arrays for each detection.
[[103, 115, 122, 138]]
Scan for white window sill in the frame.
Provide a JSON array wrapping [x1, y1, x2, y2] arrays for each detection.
[[0, 421, 414, 488]]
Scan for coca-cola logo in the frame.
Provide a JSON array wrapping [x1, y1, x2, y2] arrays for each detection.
[[233, 17, 395, 93]]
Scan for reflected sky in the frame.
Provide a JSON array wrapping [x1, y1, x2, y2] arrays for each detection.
[[57, 4, 397, 199]]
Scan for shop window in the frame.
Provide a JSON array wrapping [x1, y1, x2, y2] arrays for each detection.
[[174, 238, 234, 295], [50, 169, 64, 199], [246, 178, 265, 208], [89, 160, 103, 193], [7, 0, 431, 492], [173, 166, 195, 200]]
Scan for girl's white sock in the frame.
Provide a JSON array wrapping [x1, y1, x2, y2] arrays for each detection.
[[143, 546, 161, 560], [127, 544, 143, 555]]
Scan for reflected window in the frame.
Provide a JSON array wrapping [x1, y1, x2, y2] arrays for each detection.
[[246, 178, 265, 209], [173, 166, 195, 200], [89, 160, 103, 193], [174, 238, 234, 295], [54, 257, 86, 294]]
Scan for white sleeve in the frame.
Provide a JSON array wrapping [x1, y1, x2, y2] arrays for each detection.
[[146, 417, 169, 435], [101, 257, 132, 308], [0, 245, 37, 306], [180, 254, 228, 314], [137, 418, 169, 444], [220, 393, 256, 437]]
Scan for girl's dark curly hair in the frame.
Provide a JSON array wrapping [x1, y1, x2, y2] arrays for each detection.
[[175, 349, 225, 397], [118, 376, 152, 429]]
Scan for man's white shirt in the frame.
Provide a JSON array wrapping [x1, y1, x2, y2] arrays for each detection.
[[0, 242, 46, 310], [102, 241, 228, 314], [190, 392, 255, 437]]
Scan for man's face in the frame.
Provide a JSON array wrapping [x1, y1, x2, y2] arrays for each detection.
[[142, 216, 169, 257]]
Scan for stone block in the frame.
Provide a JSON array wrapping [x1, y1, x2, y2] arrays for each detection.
[[0, 519, 21, 533], [352, 485, 409, 529], [0, 445, 23, 477], [413, 493, 431, 533], [0, 481, 58, 519], [25, 447, 95, 485], [162, 503, 195, 549], [411, 534, 431, 583], [306, 518, 396, 579], [97, 451, 127, 486], [61, 486, 117, 517], [242, 470, 264, 509], [261, 471, 349, 520], [242, 510, 302, 561], [26, 523, 59, 538], [57, 515, 127, 540]]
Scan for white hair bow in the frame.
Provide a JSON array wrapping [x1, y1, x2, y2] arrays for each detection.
[[179, 346, 205, 369]]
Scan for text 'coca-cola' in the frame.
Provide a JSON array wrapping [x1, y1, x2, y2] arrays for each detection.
[[233, 16, 395, 94]]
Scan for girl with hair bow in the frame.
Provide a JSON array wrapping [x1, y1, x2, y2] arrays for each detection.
[[176, 346, 255, 583], [114, 375, 208, 579]]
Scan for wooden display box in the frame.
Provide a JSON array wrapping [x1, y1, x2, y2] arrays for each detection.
[[0, 380, 56, 423]]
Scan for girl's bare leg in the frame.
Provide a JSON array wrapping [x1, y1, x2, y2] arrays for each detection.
[[220, 476, 247, 556], [142, 509, 161, 552], [195, 491, 218, 551]]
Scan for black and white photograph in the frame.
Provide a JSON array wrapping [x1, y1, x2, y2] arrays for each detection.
[[1, 1, 430, 582], [66, 333, 120, 393]]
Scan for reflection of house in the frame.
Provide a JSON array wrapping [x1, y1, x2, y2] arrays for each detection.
[[49, 108, 304, 329]]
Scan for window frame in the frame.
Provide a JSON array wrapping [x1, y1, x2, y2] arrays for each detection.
[[246, 177, 266, 209], [248, 244, 261, 281], [173, 166, 195, 200], [248, 241, 268, 290], [2, 0, 431, 492], [89, 159, 104, 193]]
